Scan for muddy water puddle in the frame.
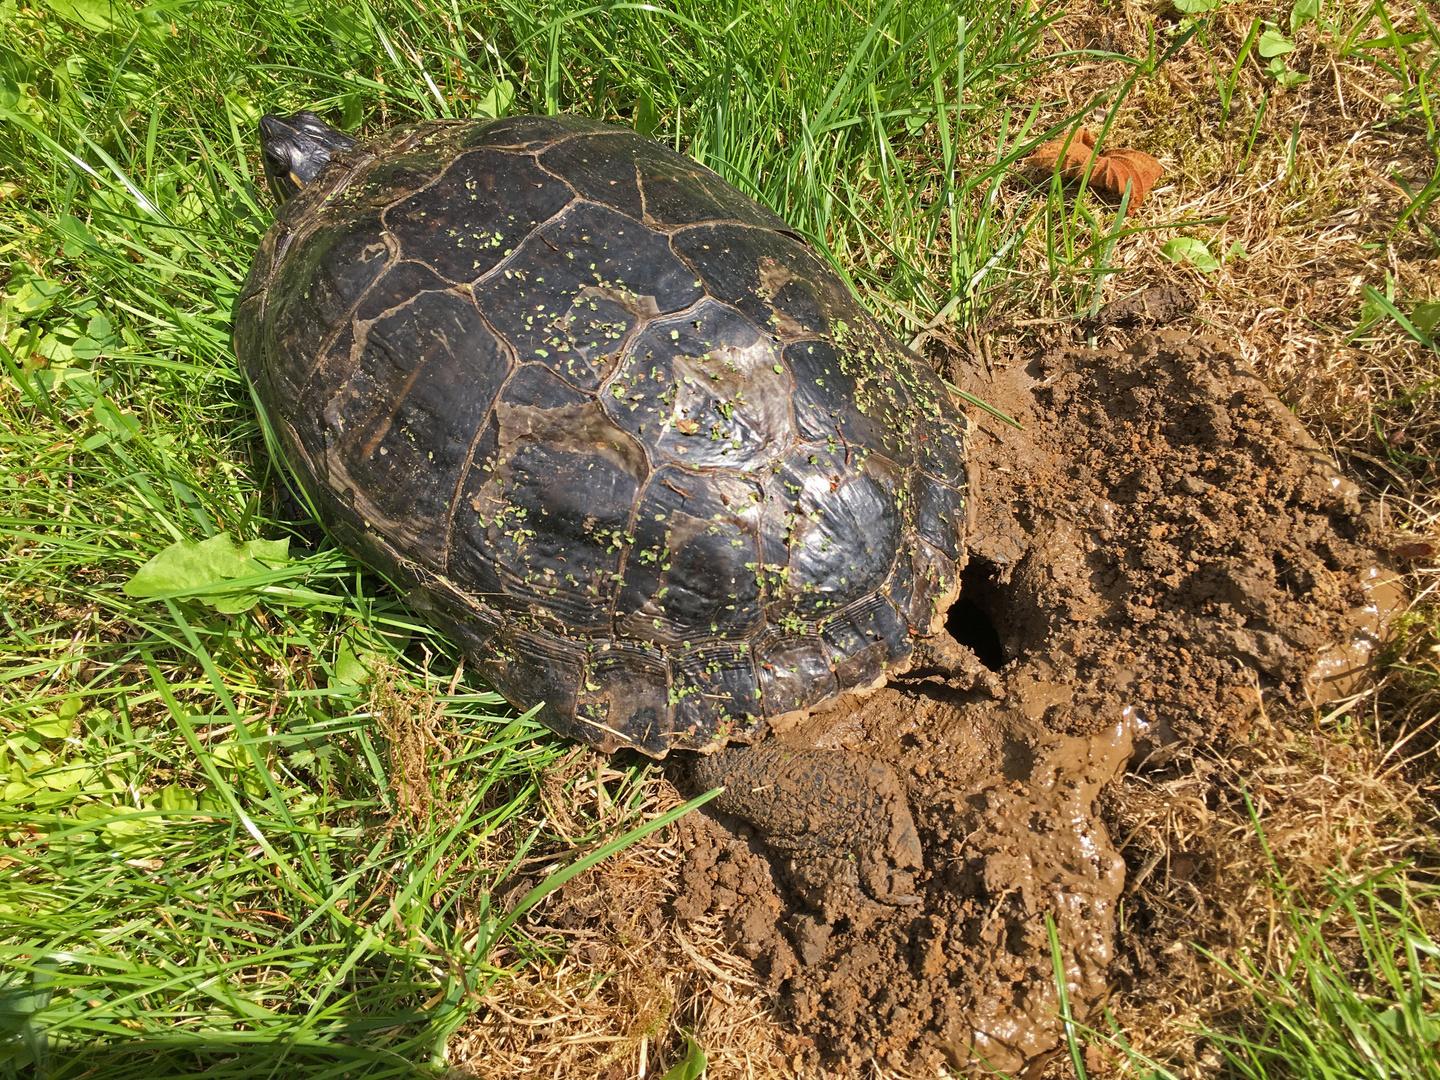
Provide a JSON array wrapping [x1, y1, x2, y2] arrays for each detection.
[[672, 331, 1394, 1075]]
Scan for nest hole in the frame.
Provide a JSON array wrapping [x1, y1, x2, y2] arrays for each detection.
[[947, 558, 1022, 672]]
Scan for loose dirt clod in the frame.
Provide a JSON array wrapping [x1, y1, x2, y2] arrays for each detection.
[[1090, 285, 1196, 327], [669, 329, 1394, 1075]]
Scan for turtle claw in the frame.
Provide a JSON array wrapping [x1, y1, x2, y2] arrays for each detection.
[[906, 628, 1006, 699]]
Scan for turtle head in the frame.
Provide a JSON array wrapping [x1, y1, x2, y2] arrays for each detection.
[[259, 111, 358, 202]]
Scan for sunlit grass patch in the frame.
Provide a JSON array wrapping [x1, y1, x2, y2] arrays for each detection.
[[1204, 819, 1440, 1080], [1063, 857, 1440, 1080]]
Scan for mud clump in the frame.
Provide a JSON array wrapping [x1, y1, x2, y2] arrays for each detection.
[[672, 331, 1393, 1076], [974, 328, 1387, 752]]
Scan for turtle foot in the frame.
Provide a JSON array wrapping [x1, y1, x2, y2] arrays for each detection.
[[905, 628, 1006, 698], [675, 742, 922, 907]]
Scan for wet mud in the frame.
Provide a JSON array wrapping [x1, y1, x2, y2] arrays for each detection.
[[671, 330, 1398, 1075]]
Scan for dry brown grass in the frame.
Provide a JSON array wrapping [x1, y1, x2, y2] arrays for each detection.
[[1101, 694, 1440, 1076], [446, 783, 801, 1080]]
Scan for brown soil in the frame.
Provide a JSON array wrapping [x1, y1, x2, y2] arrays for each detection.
[[663, 329, 1400, 1075]]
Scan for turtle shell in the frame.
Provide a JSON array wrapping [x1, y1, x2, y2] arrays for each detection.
[[235, 114, 969, 758]]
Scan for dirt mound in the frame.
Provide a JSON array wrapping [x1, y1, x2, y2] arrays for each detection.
[[670, 330, 1397, 1075]]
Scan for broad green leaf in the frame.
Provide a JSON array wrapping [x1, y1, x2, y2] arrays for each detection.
[[1411, 302, 1440, 336], [1265, 57, 1308, 86], [33, 332, 74, 366], [100, 815, 156, 847], [475, 79, 515, 120], [124, 532, 291, 613], [71, 336, 102, 360], [27, 712, 72, 740], [37, 762, 94, 791], [330, 634, 375, 687], [5, 277, 65, 317], [0, 957, 54, 1069], [208, 743, 244, 771], [659, 1037, 707, 1080], [56, 213, 98, 258], [1258, 28, 1296, 57], [159, 784, 198, 813], [92, 395, 140, 441], [210, 726, 265, 771], [0, 73, 47, 125], [1360, 290, 1387, 329], [340, 91, 364, 131], [1173, 0, 1219, 13], [635, 89, 660, 138], [1161, 237, 1219, 273], [1290, 0, 1318, 32], [40, 0, 122, 31]]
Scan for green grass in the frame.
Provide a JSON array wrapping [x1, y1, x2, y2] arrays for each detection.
[[2, 0, 1437, 1076], [1061, 799, 1440, 1080], [0, 0, 1090, 1074], [1200, 802, 1440, 1080]]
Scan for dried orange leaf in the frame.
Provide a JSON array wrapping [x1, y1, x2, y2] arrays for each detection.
[[1022, 127, 1097, 179], [1391, 540, 1436, 560], [1091, 148, 1163, 206], [1021, 128, 1163, 206]]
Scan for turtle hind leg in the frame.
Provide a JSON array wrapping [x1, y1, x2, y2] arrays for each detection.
[[670, 742, 923, 911], [903, 628, 1006, 699]]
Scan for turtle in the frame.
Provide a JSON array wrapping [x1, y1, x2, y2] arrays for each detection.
[[235, 111, 987, 903]]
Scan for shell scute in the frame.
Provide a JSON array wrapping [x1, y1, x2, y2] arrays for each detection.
[[485, 625, 588, 741], [442, 421, 509, 607], [348, 260, 446, 322], [538, 133, 649, 219], [455, 364, 645, 630], [624, 142, 791, 231], [912, 473, 967, 564], [753, 630, 836, 718], [384, 149, 573, 281], [343, 135, 459, 213], [607, 300, 793, 474], [915, 414, 969, 488], [460, 114, 616, 151], [473, 200, 703, 389], [575, 642, 671, 751], [783, 339, 910, 466], [763, 445, 902, 622], [536, 128, 791, 231], [901, 537, 960, 634], [260, 221, 389, 403], [670, 223, 846, 337], [669, 642, 764, 748], [615, 465, 765, 646], [318, 288, 506, 568], [821, 594, 913, 688]]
